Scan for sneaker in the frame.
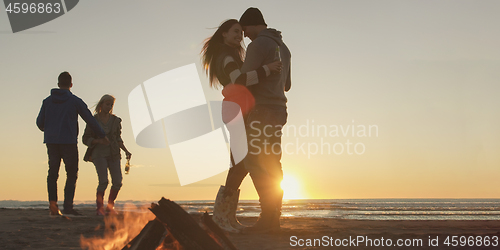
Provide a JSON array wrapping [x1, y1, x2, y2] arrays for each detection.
[[62, 208, 83, 217]]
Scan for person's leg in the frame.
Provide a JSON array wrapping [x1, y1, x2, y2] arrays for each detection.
[[244, 105, 287, 232], [215, 102, 250, 232], [221, 152, 248, 230], [61, 144, 79, 211], [46, 144, 62, 215], [93, 157, 109, 215], [265, 106, 287, 229], [47, 144, 61, 202], [225, 153, 248, 190], [213, 152, 246, 232], [107, 158, 122, 214], [108, 158, 123, 192], [244, 106, 277, 232], [93, 158, 110, 192]]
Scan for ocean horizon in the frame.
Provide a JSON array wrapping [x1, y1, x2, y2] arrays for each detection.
[[2, 198, 499, 221]]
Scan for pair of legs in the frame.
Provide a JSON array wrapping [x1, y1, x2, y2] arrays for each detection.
[[46, 143, 78, 212], [93, 157, 122, 215], [244, 104, 287, 231]]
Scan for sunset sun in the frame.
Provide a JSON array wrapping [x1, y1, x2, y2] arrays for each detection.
[[280, 174, 303, 200]]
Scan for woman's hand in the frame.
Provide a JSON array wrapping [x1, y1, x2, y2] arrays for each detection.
[[266, 60, 283, 74], [92, 137, 110, 145], [102, 137, 110, 145], [125, 152, 132, 160]]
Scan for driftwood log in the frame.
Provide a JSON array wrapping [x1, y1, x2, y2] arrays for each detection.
[[150, 198, 224, 250], [121, 219, 166, 250], [121, 198, 237, 250], [201, 212, 237, 250]]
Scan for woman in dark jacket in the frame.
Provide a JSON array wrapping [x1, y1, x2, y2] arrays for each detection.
[[83, 94, 132, 215]]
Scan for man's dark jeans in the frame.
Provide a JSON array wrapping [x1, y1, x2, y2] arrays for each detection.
[[244, 104, 287, 211], [46, 143, 79, 210]]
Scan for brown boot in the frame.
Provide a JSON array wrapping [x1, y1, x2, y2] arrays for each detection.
[[96, 191, 105, 216], [243, 208, 278, 234], [271, 189, 284, 231], [49, 201, 62, 217], [243, 173, 280, 233], [243, 186, 280, 233], [106, 189, 119, 215]]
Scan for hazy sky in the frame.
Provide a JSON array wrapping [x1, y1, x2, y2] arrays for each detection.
[[1, 0, 499, 201]]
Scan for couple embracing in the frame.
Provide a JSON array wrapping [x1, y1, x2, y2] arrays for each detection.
[[201, 7, 292, 233]]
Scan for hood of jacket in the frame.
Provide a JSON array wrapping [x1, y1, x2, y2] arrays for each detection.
[[50, 88, 72, 104], [257, 28, 283, 45]]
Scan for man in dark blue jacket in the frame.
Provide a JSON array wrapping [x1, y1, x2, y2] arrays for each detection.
[[37, 72, 107, 216]]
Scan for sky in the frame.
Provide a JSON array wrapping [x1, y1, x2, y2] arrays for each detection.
[[1, 0, 499, 202]]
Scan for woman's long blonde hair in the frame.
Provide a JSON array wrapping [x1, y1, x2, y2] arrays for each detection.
[[94, 94, 116, 114]]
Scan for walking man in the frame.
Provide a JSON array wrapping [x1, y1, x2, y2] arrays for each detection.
[[239, 7, 292, 232], [37, 71, 108, 216]]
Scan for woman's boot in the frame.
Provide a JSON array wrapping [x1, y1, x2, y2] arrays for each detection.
[[96, 191, 105, 216], [227, 188, 246, 230], [212, 185, 239, 233], [49, 201, 62, 217], [106, 189, 119, 215]]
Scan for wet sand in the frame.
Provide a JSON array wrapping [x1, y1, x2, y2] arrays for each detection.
[[0, 208, 499, 250]]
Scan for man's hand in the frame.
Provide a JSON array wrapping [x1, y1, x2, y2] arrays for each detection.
[[267, 60, 283, 74]]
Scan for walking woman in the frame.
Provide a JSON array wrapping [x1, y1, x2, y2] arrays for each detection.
[[83, 94, 132, 215], [201, 19, 281, 232]]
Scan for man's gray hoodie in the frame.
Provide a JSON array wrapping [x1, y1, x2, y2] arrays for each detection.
[[241, 28, 291, 107]]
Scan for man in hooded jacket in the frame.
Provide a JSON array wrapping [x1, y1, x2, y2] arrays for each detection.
[[239, 7, 292, 233]]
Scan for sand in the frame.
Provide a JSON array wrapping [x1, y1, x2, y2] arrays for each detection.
[[0, 207, 499, 250]]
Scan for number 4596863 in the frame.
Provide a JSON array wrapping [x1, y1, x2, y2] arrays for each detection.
[[5, 3, 61, 14], [443, 236, 498, 247]]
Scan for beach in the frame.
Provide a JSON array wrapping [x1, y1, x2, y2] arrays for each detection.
[[1, 208, 499, 250]]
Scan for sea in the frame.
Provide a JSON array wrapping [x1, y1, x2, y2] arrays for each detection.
[[1, 199, 499, 220]]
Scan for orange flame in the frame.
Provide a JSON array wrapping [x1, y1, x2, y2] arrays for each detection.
[[80, 204, 155, 250]]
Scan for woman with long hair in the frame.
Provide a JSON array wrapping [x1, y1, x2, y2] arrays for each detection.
[[82, 94, 132, 215], [201, 19, 281, 232]]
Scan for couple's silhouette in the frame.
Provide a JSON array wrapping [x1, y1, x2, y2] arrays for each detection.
[[202, 7, 291, 233], [37, 72, 132, 217]]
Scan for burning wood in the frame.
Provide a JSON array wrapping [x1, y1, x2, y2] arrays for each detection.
[[81, 204, 155, 250], [149, 198, 237, 250], [121, 219, 167, 250], [81, 198, 238, 250]]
